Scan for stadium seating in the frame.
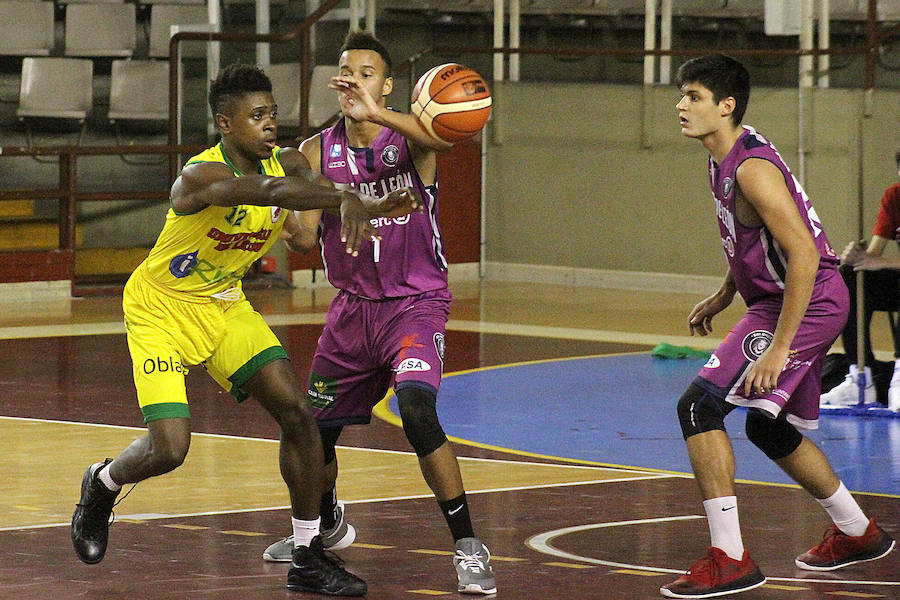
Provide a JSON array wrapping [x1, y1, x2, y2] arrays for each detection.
[[148, 4, 210, 58], [266, 63, 340, 130], [65, 3, 137, 57], [17, 57, 94, 121], [0, 1, 55, 56], [108, 59, 169, 123]]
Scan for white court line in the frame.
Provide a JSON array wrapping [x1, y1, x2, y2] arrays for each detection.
[[0, 416, 677, 532], [527, 518, 900, 587], [0, 315, 717, 349]]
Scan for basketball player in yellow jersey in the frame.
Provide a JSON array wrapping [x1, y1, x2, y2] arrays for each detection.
[[70, 64, 419, 597]]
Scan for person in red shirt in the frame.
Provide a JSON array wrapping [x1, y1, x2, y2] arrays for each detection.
[[821, 150, 900, 411]]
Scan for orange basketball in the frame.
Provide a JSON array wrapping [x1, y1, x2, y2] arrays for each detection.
[[411, 63, 492, 143]]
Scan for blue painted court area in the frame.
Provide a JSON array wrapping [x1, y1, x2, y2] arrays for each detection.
[[392, 354, 900, 496]]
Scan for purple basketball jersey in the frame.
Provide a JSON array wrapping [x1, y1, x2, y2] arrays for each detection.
[[318, 118, 449, 299], [710, 126, 840, 306]]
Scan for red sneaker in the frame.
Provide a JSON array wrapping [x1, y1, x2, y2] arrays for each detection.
[[660, 547, 765, 598], [795, 518, 895, 571]]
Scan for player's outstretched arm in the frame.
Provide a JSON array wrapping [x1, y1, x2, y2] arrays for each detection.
[[329, 75, 452, 153], [170, 161, 381, 255]]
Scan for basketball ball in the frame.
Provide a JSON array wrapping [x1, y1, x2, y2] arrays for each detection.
[[411, 63, 492, 143]]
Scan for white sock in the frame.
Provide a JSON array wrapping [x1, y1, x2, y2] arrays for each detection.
[[703, 496, 744, 560], [891, 360, 900, 385], [97, 464, 122, 493], [292, 517, 321, 548], [816, 482, 869, 537]]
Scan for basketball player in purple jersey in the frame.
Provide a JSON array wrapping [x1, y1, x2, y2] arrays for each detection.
[[261, 32, 496, 595], [660, 55, 894, 598]]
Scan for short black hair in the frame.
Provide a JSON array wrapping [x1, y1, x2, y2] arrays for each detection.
[[340, 30, 392, 77], [208, 63, 272, 117], [676, 54, 750, 125]]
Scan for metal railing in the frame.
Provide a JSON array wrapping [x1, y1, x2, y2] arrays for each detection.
[[0, 1, 897, 265]]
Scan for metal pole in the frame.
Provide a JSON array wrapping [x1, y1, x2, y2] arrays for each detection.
[[643, 0, 656, 85], [493, 0, 504, 82], [660, 0, 672, 85], [256, 0, 271, 66], [509, 0, 520, 82], [818, 0, 830, 88], [366, 0, 376, 35]]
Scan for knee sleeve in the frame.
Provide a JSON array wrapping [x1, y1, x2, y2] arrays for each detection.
[[677, 383, 735, 439], [745, 409, 802, 460], [396, 386, 447, 457], [319, 426, 342, 466]]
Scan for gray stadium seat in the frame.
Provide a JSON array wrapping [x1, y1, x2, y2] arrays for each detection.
[[65, 3, 136, 57], [0, 1, 55, 56], [17, 57, 93, 121], [148, 4, 210, 58], [108, 60, 169, 123], [266, 63, 339, 130]]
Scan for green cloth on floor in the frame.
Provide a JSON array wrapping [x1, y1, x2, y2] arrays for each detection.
[[651, 343, 711, 360]]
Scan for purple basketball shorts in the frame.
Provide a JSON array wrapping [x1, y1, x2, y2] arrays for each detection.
[[308, 288, 451, 427]]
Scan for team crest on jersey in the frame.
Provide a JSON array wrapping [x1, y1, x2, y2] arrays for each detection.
[[433, 333, 445, 362], [329, 143, 342, 158], [271, 206, 282, 223], [381, 144, 399, 167], [722, 177, 734, 198], [704, 354, 720, 369], [741, 330, 773, 361]]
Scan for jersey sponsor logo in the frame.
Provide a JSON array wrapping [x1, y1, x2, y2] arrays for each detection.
[[741, 329, 773, 361], [396, 358, 431, 374], [142, 355, 187, 375], [433, 332, 445, 362], [381, 144, 399, 167], [308, 372, 338, 409], [206, 226, 273, 252], [327, 160, 346, 169], [369, 215, 411, 227], [704, 354, 720, 369], [271, 206, 282, 223], [169, 250, 199, 278], [329, 143, 342, 158]]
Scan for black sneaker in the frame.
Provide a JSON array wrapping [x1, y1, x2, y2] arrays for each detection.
[[287, 536, 367, 596], [71, 460, 119, 564]]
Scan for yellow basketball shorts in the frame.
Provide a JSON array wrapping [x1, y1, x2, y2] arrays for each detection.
[[123, 266, 287, 422]]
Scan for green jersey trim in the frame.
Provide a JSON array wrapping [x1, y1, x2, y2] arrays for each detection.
[[141, 402, 191, 423], [228, 346, 289, 402]]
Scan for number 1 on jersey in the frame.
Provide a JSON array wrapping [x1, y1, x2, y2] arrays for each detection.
[[373, 237, 380, 263]]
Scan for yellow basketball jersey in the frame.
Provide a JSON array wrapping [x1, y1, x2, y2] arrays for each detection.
[[141, 142, 288, 298]]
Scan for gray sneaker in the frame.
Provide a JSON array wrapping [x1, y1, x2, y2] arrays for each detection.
[[453, 537, 497, 595], [262, 502, 356, 562]]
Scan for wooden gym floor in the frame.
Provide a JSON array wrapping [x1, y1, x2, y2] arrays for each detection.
[[0, 279, 896, 599]]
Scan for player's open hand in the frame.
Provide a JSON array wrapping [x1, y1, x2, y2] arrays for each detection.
[[743, 343, 788, 397], [330, 75, 379, 122], [688, 290, 734, 336], [363, 187, 423, 218], [338, 192, 379, 256]]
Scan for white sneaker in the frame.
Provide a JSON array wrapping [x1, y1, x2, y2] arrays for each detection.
[[821, 374, 875, 407], [889, 382, 900, 412]]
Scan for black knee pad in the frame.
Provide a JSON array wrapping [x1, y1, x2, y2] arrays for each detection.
[[677, 383, 735, 439], [745, 409, 802, 460], [319, 426, 342, 465], [396, 385, 447, 457]]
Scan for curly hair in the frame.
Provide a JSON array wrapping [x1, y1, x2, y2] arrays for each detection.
[[340, 30, 392, 77], [208, 63, 273, 117]]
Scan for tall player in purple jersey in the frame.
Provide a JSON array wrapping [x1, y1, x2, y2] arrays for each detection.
[[261, 32, 496, 595], [660, 55, 894, 599]]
